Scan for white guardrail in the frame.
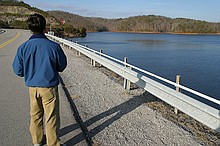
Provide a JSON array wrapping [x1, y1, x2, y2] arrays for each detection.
[[46, 34, 220, 133]]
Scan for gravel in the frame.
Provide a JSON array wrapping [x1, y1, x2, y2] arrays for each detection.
[[60, 46, 218, 146]]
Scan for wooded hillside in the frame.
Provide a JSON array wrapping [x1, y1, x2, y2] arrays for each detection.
[[0, 0, 58, 29], [0, 0, 87, 37], [49, 10, 220, 34], [1, 0, 220, 34]]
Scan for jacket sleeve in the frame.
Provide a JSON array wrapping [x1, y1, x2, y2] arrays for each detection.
[[56, 45, 67, 72], [12, 47, 24, 77]]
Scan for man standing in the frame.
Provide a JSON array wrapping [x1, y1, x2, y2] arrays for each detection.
[[12, 13, 67, 146]]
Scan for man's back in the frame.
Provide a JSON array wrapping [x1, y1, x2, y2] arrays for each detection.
[[13, 33, 67, 87]]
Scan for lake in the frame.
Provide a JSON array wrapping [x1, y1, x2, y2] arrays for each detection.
[[71, 32, 220, 102]]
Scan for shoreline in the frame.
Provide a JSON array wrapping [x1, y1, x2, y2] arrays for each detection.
[[87, 30, 220, 35]]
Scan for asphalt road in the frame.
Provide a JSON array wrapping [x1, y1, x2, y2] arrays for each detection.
[[0, 29, 87, 146]]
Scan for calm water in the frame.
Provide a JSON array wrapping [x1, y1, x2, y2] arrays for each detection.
[[71, 32, 220, 101]]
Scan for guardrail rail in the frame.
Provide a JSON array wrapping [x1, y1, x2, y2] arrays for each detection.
[[46, 34, 220, 133]]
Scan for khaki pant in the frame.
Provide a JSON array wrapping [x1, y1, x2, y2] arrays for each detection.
[[29, 86, 61, 146]]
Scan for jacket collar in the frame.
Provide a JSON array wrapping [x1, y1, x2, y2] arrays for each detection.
[[29, 33, 48, 40]]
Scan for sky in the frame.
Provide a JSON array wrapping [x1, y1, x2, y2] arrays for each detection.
[[22, 0, 220, 22]]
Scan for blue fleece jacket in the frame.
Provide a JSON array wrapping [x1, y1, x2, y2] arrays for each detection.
[[12, 34, 67, 87]]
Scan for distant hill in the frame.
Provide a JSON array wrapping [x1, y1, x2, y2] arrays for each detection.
[[0, 0, 87, 37], [49, 10, 220, 34], [1, 0, 220, 34], [48, 11, 111, 32], [0, 0, 59, 29]]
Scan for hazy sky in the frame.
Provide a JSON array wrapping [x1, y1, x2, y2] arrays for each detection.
[[22, 0, 220, 22]]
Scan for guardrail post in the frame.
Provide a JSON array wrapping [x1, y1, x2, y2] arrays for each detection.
[[76, 50, 80, 56], [99, 49, 103, 67], [174, 75, 181, 114], [76, 45, 81, 56], [75, 42, 81, 56], [100, 49, 103, 56], [90, 50, 96, 67], [123, 57, 131, 90], [91, 50, 96, 67], [91, 58, 96, 66]]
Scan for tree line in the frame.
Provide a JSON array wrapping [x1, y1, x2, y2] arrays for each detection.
[[1, 0, 220, 34], [49, 11, 220, 34]]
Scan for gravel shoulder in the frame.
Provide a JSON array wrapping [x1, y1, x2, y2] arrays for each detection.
[[60, 46, 219, 146]]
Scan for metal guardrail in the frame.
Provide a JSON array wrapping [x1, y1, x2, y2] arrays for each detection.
[[46, 34, 220, 133]]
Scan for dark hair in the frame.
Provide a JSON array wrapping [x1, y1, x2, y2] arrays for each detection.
[[27, 13, 46, 34]]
